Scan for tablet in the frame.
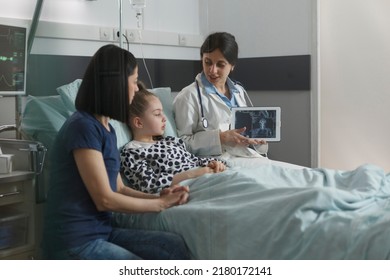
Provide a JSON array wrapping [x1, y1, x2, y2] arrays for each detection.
[[231, 107, 281, 141]]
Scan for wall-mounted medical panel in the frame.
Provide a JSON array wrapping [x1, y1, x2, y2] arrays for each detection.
[[34, 21, 203, 48], [27, 54, 311, 95], [231, 55, 311, 91]]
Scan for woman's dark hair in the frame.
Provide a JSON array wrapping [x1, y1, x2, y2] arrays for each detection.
[[200, 32, 239, 65], [75, 44, 137, 123], [128, 82, 156, 122]]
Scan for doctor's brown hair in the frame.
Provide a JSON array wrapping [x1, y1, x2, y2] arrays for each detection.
[[200, 32, 239, 66]]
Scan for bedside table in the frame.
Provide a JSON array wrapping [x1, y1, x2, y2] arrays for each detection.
[[0, 171, 36, 259]]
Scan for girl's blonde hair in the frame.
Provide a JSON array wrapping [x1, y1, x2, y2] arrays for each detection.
[[128, 82, 157, 122]]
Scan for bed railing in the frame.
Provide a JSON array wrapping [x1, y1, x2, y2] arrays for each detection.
[[0, 124, 17, 134]]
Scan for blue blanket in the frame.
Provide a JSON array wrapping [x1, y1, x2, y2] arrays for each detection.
[[113, 164, 390, 259]]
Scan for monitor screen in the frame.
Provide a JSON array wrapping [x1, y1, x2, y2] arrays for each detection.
[[0, 24, 27, 96]]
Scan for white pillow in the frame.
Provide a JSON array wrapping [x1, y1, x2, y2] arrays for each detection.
[[56, 79, 82, 112], [109, 119, 133, 149], [150, 87, 177, 138]]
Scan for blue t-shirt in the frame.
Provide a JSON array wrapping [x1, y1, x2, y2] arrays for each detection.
[[43, 111, 119, 252]]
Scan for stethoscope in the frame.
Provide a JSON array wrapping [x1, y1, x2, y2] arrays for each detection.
[[195, 79, 254, 129], [195, 80, 209, 128]]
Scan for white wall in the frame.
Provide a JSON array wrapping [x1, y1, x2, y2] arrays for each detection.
[[0, 0, 201, 59], [3, 0, 314, 59], [200, 0, 313, 58], [319, 0, 390, 171]]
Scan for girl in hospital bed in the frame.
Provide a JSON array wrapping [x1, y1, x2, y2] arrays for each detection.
[[118, 86, 390, 259], [120, 83, 226, 194]]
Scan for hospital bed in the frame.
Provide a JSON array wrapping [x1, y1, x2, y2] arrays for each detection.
[[20, 79, 390, 260]]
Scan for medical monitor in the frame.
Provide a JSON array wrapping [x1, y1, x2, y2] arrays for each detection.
[[0, 23, 27, 96], [231, 107, 281, 142]]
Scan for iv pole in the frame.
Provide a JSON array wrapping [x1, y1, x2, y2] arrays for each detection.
[[118, 0, 123, 48], [14, 0, 44, 139]]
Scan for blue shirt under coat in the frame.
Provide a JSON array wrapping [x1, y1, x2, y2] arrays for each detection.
[[200, 72, 241, 108]]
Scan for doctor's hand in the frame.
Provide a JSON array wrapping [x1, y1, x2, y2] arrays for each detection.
[[220, 127, 266, 147]]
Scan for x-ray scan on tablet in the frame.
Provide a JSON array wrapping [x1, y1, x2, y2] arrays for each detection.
[[231, 107, 281, 141]]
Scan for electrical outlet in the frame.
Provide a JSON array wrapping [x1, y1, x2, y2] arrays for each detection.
[[99, 27, 113, 41], [178, 34, 187, 46], [126, 30, 137, 42], [114, 28, 121, 42], [130, 0, 146, 9]]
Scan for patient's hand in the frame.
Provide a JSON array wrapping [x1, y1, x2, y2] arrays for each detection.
[[207, 160, 226, 173], [166, 185, 190, 193], [170, 163, 226, 188]]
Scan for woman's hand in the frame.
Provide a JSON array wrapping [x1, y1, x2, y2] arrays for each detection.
[[220, 127, 267, 147], [160, 185, 190, 207]]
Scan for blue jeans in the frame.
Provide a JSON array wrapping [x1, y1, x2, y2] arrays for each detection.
[[44, 228, 190, 260]]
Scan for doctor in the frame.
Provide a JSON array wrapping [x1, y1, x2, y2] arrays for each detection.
[[173, 32, 265, 157]]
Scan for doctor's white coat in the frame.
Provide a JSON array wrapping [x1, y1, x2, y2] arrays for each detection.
[[173, 73, 247, 156]]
